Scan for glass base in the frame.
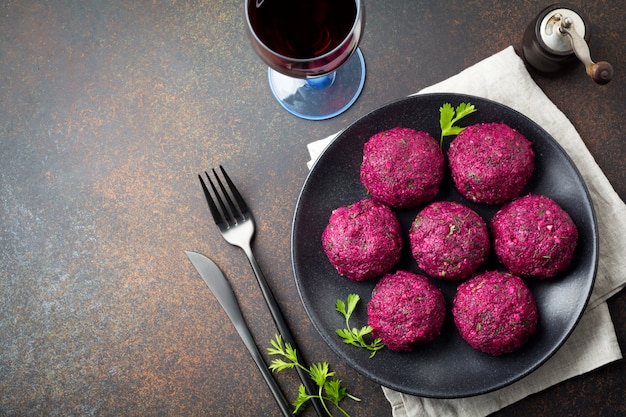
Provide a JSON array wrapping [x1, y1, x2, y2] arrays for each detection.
[[268, 48, 366, 121]]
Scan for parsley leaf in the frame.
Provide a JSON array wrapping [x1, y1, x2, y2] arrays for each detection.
[[309, 362, 332, 387], [292, 385, 312, 414], [267, 334, 360, 416], [335, 294, 385, 358], [439, 102, 477, 146]]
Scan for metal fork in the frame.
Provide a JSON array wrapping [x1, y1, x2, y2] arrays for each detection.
[[199, 166, 324, 417]]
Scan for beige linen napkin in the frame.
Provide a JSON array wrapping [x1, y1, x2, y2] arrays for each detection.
[[306, 46, 624, 417]]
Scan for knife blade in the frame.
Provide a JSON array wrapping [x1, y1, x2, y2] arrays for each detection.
[[185, 251, 293, 417]]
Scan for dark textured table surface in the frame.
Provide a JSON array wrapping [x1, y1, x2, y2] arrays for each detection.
[[1, 1, 624, 416]]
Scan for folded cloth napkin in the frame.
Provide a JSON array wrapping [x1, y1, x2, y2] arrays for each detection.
[[306, 46, 624, 417]]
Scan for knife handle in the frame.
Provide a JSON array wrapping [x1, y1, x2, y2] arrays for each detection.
[[232, 319, 294, 417], [220, 289, 293, 417], [244, 248, 325, 417]]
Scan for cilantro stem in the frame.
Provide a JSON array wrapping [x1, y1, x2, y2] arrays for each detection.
[[318, 385, 333, 416], [335, 403, 352, 417]]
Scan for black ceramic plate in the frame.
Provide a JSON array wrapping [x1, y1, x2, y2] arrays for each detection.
[[291, 93, 598, 398]]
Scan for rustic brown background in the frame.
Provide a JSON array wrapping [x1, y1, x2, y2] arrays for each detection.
[[1, 1, 624, 416]]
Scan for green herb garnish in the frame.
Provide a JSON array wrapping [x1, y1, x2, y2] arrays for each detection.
[[336, 294, 385, 358], [439, 102, 477, 146], [268, 334, 360, 416]]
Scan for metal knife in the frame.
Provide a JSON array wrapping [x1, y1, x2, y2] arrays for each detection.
[[185, 251, 293, 417]]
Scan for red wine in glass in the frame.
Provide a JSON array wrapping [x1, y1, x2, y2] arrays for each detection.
[[245, 0, 365, 120]]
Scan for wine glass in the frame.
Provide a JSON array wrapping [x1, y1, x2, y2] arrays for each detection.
[[245, 0, 365, 121]]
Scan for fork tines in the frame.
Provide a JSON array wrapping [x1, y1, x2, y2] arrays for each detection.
[[199, 166, 249, 228]]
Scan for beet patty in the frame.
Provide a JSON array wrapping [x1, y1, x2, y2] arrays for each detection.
[[360, 127, 444, 208], [491, 194, 578, 279], [452, 271, 538, 356], [448, 122, 534, 204], [322, 198, 402, 281], [409, 201, 490, 280], [368, 271, 446, 351]]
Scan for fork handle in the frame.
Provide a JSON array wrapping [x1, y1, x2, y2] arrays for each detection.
[[243, 247, 326, 417]]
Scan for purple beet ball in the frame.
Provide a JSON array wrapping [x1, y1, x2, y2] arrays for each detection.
[[448, 123, 534, 204], [322, 198, 402, 281], [409, 201, 490, 280], [453, 270, 538, 356], [491, 194, 578, 279], [368, 271, 446, 351], [360, 127, 444, 208]]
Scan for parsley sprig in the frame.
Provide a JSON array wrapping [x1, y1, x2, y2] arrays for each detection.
[[439, 102, 477, 146], [268, 334, 360, 416], [336, 294, 384, 358]]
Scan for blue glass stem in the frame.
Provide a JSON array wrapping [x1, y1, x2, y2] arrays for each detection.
[[267, 48, 366, 120], [306, 72, 336, 89]]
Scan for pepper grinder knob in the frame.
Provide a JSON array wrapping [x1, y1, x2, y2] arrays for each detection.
[[522, 4, 613, 84]]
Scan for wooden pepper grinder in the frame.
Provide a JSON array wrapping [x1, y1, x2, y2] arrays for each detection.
[[522, 4, 613, 84]]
